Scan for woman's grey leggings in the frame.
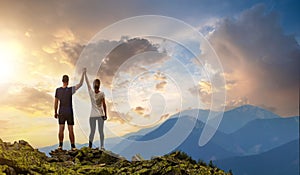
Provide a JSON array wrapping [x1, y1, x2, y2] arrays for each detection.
[[89, 117, 104, 147]]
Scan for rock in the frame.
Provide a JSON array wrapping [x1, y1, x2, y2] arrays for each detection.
[[18, 140, 28, 145], [12, 142, 19, 150], [0, 165, 17, 175], [46, 157, 59, 163], [3, 142, 11, 150], [49, 149, 72, 162], [19, 140, 34, 150], [0, 157, 15, 167], [98, 163, 106, 167], [132, 154, 144, 161]]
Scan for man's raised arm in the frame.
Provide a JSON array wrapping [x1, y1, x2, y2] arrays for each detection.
[[75, 68, 86, 90]]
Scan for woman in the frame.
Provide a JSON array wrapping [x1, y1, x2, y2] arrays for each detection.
[[84, 71, 107, 150]]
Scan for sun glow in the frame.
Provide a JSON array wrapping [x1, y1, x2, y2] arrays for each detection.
[[0, 41, 22, 83]]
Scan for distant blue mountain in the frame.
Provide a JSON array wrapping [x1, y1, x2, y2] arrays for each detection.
[[174, 116, 299, 160], [111, 105, 299, 162], [225, 117, 299, 155], [114, 116, 230, 160], [105, 125, 159, 154], [172, 105, 280, 134], [173, 119, 238, 161], [215, 139, 300, 175], [113, 116, 202, 159], [40, 104, 299, 174], [171, 108, 210, 122], [214, 105, 280, 134]]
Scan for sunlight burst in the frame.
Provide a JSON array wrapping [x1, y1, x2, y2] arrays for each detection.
[[0, 41, 21, 83]]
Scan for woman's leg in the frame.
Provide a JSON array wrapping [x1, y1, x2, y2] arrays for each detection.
[[89, 117, 96, 148], [97, 117, 105, 148]]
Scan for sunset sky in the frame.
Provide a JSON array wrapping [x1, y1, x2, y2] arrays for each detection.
[[0, 0, 299, 148]]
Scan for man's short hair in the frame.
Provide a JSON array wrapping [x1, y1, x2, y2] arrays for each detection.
[[62, 75, 69, 83]]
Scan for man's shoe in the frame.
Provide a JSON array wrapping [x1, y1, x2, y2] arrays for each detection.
[[100, 147, 105, 151], [57, 146, 62, 150], [71, 147, 77, 151], [89, 141, 93, 148]]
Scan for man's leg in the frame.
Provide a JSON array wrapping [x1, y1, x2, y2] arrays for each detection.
[[67, 125, 75, 148], [66, 114, 76, 149], [58, 124, 65, 148]]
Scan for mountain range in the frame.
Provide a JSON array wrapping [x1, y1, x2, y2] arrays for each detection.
[[215, 139, 299, 175], [39, 105, 299, 175]]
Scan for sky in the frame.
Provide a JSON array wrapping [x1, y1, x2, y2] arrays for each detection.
[[0, 0, 299, 147]]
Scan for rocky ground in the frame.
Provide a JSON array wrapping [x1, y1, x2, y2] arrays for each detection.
[[0, 139, 232, 175]]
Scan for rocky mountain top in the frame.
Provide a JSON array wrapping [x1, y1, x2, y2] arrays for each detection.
[[0, 139, 232, 175]]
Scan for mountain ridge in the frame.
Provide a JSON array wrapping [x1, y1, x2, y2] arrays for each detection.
[[0, 139, 231, 175], [120, 114, 299, 161], [39, 105, 299, 159], [215, 139, 300, 175]]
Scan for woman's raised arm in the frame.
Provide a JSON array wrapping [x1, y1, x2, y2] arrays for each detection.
[[84, 70, 92, 92]]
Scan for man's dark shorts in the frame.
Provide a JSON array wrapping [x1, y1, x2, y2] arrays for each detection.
[[58, 114, 74, 125]]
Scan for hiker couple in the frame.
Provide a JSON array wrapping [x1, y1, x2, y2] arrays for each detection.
[[54, 68, 107, 151]]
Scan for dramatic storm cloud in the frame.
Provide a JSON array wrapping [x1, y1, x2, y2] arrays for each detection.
[[209, 4, 299, 116]]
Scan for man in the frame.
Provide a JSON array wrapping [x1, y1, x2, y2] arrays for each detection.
[[54, 69, 85, 150]]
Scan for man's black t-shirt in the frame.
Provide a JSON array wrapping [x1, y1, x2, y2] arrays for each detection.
[[55, 86, 75, 116]]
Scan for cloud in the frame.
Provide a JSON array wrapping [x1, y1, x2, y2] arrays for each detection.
[[98, 38, 167, 87], [132, 106, 151, 118], [41, 28, 85, 68], [198, 81, 212, 94], [188, 81, 212, 108], [0, 1, 97, 83], [0, 83, 53, 116], [105, 100, 152, 123], [209, 4, 300, 116], [160, 113, 170, 120], [105, 101, 129, 124], [73, 38, 169, 88], [107, 110, 128, 124], [134, 106, 146, 115], [154, 71, 167, 80], [114, 80, 130, 89], [155, 81, 167, 91], [225, 97, 250, 110], [59, 41, 85, 66]]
